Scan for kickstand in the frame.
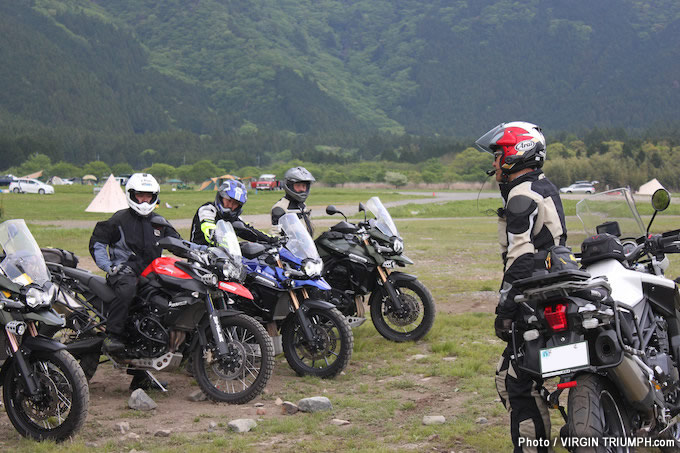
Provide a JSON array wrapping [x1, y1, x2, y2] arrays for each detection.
[[144, 370, 168, 392]]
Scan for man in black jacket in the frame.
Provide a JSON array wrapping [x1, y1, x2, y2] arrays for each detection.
[[476, 122, 567, 452], [271, 166, 315, 236], [89, 173, 180, 390]]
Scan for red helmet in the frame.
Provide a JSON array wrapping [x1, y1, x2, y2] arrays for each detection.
[[475, 122, 546, 174]]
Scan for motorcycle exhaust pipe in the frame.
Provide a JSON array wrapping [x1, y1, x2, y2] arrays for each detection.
[[607, 353, 655, 411]]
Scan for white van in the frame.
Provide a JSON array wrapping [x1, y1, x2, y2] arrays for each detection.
[[9, 178, 55, 194]]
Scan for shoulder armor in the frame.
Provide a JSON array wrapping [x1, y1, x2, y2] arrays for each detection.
[[506, 194, 536, 217]]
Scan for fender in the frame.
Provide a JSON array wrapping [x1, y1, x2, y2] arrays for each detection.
[[387, 271, 418, 283], [64, 336, 104, 355], [218, 281, 253, 300], [21, 335, 68, 353], [300, 298, 336, 311]]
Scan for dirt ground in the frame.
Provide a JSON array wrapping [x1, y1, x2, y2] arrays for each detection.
[[0, 291, 498, 451]]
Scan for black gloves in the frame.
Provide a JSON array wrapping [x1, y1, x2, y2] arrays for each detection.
[[108, 264, 135, 278], [494, 316, 514, 342]]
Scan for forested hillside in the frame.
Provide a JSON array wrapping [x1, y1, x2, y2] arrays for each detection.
[[1, 0, 679, 168]]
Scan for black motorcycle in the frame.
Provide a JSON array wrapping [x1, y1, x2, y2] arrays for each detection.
[[315, 197, 435, 342], [0, 219, 89, 441], [43, 220, 274, 404]]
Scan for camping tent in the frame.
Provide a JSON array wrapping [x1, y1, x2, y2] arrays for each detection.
[[636, 178, 665, 196], [48, 176, 66, 185], [22, 170, 43, 179], [198, 174, 240, 191], [82, 174, 98, 185], [85, 174, 128, 213]]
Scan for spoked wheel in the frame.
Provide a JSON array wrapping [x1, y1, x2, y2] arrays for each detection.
[[659, 421, 680, 452], [282, 307, 353, 379], [369, 278, 435, 342], [192, 313, 274, 404], [3, 350, 89, 442], [40, 315, 102, 381], [567, 374, 631, 452]]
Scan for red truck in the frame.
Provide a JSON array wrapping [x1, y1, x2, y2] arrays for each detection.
[[251, 174, 281, 191]]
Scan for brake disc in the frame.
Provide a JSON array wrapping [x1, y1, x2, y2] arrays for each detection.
[[385, 292, 421, 326]]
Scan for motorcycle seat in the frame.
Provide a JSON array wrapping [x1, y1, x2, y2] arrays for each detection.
[[62, 266, 116, 303], [513, 269, 591, 290], [240, 242, 267, 259]]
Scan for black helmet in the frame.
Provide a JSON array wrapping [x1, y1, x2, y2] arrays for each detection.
[[283, 167, 315, 203]]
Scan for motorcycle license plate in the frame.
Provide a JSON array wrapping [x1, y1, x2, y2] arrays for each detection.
[[540, 341, 589, 377]]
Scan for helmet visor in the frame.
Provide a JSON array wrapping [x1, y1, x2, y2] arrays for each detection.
[[475, 123, 505, 155]]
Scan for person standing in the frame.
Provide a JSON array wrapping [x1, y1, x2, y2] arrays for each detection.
[[476, 122, 567, 452]]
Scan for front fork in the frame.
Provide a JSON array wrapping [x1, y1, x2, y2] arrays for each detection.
[[205, 294, 229, 356], [6, 321, 41, 396], [376, 266, 404, 312], [289, 288, 317, 344]]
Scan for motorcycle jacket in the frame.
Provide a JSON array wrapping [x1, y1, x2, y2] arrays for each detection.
[[89, 208, 180, 275], [271, 196, 313, 236], [497, 169, 567, 320], [190, 201, 274, 246]]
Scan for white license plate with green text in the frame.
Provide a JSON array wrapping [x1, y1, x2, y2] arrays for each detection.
[[540, 341, 589, 377]]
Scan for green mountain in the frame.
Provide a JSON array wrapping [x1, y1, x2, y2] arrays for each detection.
[[2, 0, 679, 140]]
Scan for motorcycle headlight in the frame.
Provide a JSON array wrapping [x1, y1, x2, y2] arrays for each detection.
[[25, 287, 50, 308], [303, 260, 323, 278], [391, 237, 404, 254], [222, 260, 242, 281]]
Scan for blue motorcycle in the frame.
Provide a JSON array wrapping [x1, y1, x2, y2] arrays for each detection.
[[235, 213, 353, 378]]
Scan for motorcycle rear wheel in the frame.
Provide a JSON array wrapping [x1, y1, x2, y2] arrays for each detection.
[[369, 277, 435, 342], [3, 350, 89, 442], [282, 307, 353, 378], [567, 373, 631, 452], [192, 313, 274, 404]]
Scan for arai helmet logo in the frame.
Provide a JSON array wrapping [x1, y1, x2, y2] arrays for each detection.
[[515, 140, 535, 152]]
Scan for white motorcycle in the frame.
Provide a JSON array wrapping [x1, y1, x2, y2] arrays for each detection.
[[511, 188, 680, 451]]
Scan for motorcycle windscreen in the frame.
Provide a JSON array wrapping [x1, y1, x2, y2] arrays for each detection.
[[213, 220, 242, 260], [0, 219, 50, 286], [576, 188, 645, 238], [366, 196, 399, 237], [279, 213, 321, 261]]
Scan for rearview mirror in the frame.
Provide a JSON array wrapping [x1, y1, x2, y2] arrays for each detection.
[[358, 202, 365, 212], [326, 205, 340, 215], [652, 189, 671, 212]]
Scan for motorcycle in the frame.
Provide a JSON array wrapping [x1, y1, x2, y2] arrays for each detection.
[[235, 212, 353, 379], [315, 197, 435, 342], [0, 219, 89, 441], [43, 220, 274, 404], [511, 188, 680, 450]]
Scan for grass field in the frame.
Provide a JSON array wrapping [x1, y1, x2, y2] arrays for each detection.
[[1, 188, 678, 452]]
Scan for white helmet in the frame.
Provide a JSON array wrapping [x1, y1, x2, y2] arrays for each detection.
[[125, 173, 160, 216]]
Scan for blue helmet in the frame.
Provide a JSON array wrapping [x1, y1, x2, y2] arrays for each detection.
[[215, 179, 248, 220]]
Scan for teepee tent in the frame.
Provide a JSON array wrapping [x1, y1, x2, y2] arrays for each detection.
[[198, 174, 240, 191], [85, 174, 128, 213], [636, 178, 665, 196]]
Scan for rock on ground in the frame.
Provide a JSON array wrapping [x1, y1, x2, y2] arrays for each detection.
[[298, 396, 333, 413], [422, 415, 446, 425], [128, 389, 157, 411], [228, 419, 257, 433]]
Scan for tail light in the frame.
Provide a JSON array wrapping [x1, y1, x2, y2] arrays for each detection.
[[544, 303, 568, 332]]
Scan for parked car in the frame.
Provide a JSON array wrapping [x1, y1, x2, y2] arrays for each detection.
[[9, 178, 55, 194], [251, 174, 281, 191], [0, 174, 16, 186], [559, 181, 596, 194]]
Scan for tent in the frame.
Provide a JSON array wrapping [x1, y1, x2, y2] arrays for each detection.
[[85, 174, 128, 213], [198, 174, 240, 191], [82, 174, 98, 185], [636, 178, 665, 196], [22, 170, 43, 179], [48, 176, 66, 185]]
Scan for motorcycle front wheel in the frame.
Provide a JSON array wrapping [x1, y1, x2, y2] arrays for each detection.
[[282, 307, 353, 379], [40, 316, 101, 381], [192, 313, 274, 404], [369, 277, 435, 342], [567, 373, 631, 452], [3, 349, 89, 442]]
